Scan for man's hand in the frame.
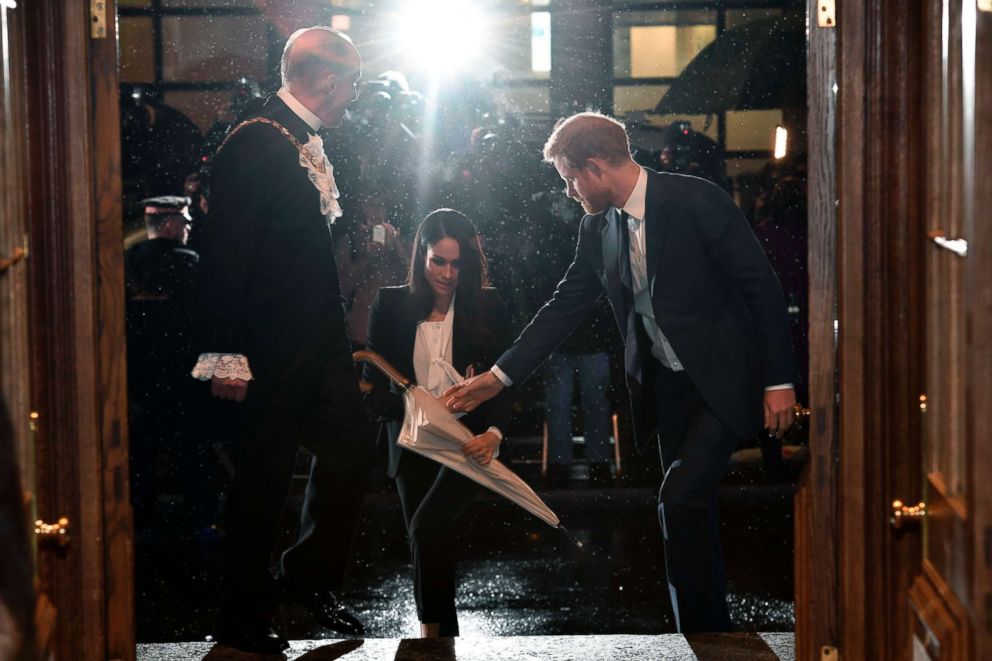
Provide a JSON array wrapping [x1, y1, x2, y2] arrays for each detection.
[[443, 371, 504, 413], [461, 430, 501, 466], [211, 376, 249, 402], [764, 387, 796, 439]]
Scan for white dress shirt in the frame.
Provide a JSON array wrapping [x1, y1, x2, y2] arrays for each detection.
[[622, 168, 684, 371], [416, 296, 503, 442]]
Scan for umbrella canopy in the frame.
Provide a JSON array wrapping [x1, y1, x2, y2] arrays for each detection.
[[654, 13, 805, 115], [355, 350, 580, 546]]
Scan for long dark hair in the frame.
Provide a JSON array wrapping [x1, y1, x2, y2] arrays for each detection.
[[407, 208, 494, 345]]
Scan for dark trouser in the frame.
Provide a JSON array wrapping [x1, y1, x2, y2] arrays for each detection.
[[651, 363, 739, 633], [394, 452, 482, 637], [217, 349, 374, 626]]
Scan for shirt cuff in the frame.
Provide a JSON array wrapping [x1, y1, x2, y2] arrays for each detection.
[[764, 383, 793, 392], [491, 364, 513, 387], [486, 426, 503, 459], [191, 353, 254, 381]]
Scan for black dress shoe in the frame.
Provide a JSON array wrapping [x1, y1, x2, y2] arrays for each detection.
[[211, 623, 289, 654], [285, 587, 365, 636]]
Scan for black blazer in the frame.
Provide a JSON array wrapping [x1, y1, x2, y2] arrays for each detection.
[[193, 96, 351, 385], [497, 170, 797, 442], [365, 285, 513, 478]]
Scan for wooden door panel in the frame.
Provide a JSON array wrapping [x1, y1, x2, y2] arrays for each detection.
[[913, 0, 986, 657], [908, 562, 969, 661]]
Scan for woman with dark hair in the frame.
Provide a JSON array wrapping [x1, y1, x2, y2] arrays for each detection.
[[364, 208, 511, 638]]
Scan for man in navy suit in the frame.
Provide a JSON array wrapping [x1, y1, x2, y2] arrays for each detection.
[[446, 112, 797, 633]]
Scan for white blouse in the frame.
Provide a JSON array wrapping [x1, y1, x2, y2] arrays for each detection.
[[413, 295, 457, 397], [412, 294, 503, 444]]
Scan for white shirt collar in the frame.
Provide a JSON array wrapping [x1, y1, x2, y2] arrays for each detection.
[[277, 87, 322, 133], [620, 166, 648, 221]]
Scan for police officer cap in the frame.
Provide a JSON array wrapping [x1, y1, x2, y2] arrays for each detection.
[[141, 195, 191, 219]]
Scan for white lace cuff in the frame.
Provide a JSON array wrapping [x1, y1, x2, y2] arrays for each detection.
[[191, 353, 254, 381]]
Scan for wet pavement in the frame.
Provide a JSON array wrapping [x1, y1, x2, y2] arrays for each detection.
[[135, 442, 797, 646]]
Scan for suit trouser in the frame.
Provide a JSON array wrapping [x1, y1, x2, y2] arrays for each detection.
[[651, 362, 739, 633], [218, 350, 374, 625], [394, 451, 482, 637]]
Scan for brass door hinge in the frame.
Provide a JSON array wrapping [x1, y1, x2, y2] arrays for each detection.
[[90, 0, 107, 39], [817, 0, 837, 28]]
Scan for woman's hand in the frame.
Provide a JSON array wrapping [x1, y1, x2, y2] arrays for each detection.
[[461, 430, 501, 466]]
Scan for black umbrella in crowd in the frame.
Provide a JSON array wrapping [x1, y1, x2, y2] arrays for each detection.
[[654, 13, 806, 115]]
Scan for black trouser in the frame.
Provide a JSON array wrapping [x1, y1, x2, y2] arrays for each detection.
[[394, 451, 481, 637], [651, 363, 739, 633], [217, 347, 374, 626]]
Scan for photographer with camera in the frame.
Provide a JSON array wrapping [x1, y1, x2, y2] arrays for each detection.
[[333, 189, 410, 350]]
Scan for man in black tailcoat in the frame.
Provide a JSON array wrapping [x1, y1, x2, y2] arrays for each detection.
[[446, 112, 798, 634], [191, 26, 372, 654]]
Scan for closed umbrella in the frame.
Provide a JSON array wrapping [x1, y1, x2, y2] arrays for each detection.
[[355, 350, 581, 547]]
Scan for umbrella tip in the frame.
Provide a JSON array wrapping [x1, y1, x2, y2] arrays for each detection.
[[557, 525, 583, 549]]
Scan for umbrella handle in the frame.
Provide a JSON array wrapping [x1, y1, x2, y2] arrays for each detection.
[[353, 350, 411, 390]]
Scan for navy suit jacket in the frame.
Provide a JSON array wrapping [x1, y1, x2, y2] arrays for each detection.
[[497, 170, 796, 442]]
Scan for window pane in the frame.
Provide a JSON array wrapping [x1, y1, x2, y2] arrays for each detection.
[[163, 90, 232, 135], [725, 8, 784, 31], [161, 0, 257, 6], [492, 85, 549, 115], [531, 12, 551, 74], [161, 15, 269, 83], [120, 0, 152, 8], [613, 11, 717, 79], [726, 109, 782, 152], [613, 84, 667, 116], [491, 11, 551, 80], [120, 17, 155, 84]]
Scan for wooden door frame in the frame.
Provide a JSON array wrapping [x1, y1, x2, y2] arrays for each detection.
[[36, 1, 987, 659], [22, 1, 132, 659], [796, 0, 952, 659], [971, 8, 992, 659]]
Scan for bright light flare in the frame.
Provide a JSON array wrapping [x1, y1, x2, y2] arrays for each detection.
[[774, 125, 788, 159], [393, 0, 489, 75]]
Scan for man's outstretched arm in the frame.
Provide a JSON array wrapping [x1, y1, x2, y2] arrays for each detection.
[[446, 217, 605, 412]]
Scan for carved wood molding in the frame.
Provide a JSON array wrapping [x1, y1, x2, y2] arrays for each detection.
[[908, 561, 970, 661]]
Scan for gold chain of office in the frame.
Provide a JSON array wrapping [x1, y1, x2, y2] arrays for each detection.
[[217, 117, 327, 175]]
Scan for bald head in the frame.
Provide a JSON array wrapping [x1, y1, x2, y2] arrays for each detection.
[[281, 26, 362, 128], [281, 26, 360, 89]]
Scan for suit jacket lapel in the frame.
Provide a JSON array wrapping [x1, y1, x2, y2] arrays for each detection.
[[644, 171, 669, 294], [394, 293, 418, 385]]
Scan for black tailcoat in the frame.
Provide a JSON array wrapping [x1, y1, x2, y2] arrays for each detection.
[[191, 95, 372, 620]]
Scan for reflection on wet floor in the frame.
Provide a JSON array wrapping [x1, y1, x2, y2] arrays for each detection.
[[136, 452, 795, 644]]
